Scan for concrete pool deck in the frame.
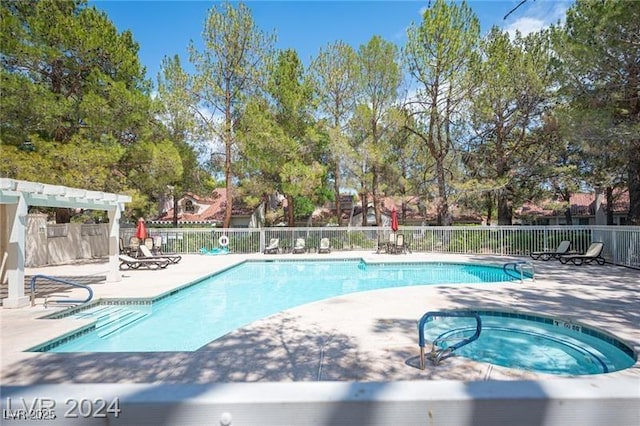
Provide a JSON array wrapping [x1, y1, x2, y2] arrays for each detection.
[[1, 252, 639, 386]]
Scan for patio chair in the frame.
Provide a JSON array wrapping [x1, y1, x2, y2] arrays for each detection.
[[144, 238, 154, 251], [139, 245, 182, 264], [119, 237, 131, 256], [292, 238, 307, 254], [390, 233, 408, 254], [559, 242, 606, 265], [377, 233, 396, 254], [530, 240, 572, 261], [318, 238, 331, 254], [153, 235, 163, 254], [118, 254, 170, 270], [264, 238, 280, 254], [128, 236, 141, 257]]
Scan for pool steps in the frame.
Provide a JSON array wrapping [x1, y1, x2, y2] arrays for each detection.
[[75, 305, 149, 338]]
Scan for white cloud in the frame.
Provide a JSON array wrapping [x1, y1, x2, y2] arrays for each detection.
[[503, 0, 571, 37], [505, 17, 546, 37]]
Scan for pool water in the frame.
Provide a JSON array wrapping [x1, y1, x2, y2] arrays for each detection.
[[36, 260, 518, 353], [422, 313, 636, 375]]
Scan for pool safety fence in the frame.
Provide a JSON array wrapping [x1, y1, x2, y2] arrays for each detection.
[[120, 225, 640, 269]]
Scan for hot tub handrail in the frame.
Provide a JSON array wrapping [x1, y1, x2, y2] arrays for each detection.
[[503, 261, 535, 282], [418, 311, 482, 370], [30, 274, 94, 307]]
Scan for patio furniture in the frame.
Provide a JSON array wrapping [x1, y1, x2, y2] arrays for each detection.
[[118, 255, 170, 270], [559, 242, 606, 265], [318, 238, 331, 254], [292, 238, 307, 254], [264, 238, 280, 254], [139, 245, 182, 264], [530, 240, 572, 260]]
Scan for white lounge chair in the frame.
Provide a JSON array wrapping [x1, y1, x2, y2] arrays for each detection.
[[264, 238, 279, 254], [318, 238, 331, 254], [139, 245, 182, 264], [119, 255, 170, 270], [292, 238, 306, 254]]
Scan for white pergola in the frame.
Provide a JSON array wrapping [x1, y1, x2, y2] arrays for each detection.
[[0, 178, 131, 308]]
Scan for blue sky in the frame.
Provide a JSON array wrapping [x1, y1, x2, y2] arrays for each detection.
[[91, 1, 572, 83]]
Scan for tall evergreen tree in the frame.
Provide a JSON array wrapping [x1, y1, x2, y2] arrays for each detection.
[[355, 35, 401, 226], [552, 0, 640, 224], [187, 1, 275, 227], [403, 0, 480, 225], [309, 41, 359, 225], [467, 28, 555, 224]]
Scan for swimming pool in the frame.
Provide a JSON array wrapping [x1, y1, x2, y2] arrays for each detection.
[[420, 311, 636, 375], [32, 260, 520, 353]]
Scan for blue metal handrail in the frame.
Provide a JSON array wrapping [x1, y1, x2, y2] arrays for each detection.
[[503, 261, 535, 282], [418, 311, 482, 369], [30, 274, 94, 307]]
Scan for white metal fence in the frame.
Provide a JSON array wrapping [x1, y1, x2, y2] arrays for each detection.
[[121, 225, 640, 269]]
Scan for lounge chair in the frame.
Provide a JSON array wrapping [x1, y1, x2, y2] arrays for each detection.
[[318, 238, 331, 254], [559, 242, 606, 265], [264, 238, 279, 254], [292, 238, 306, 254], [118, 254, 170, 270], [530, 240, 572, 261], [390, 233, 408, 254], [139, 245, 182, 264]]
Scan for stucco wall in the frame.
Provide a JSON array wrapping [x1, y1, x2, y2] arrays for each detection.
[[25, 215, 109, 267]]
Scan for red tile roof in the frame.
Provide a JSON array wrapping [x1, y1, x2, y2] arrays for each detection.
[[156, 188, 252, 223]]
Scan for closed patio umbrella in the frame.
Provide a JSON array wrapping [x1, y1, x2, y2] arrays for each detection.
[[136, 217, 148, 241], [391, 207, 399, 232]]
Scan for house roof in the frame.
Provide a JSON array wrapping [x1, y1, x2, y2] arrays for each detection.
[[518, 191, 630, 218], [155, 188, 253, 223]]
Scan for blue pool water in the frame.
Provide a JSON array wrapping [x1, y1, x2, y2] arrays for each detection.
[[422, 312, 636, 375], [36, 260, 518, 353]]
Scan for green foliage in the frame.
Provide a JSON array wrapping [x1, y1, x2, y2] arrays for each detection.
[[403, 0, 480, 225], [467, 27, 555, 224], [551, 0, 640, 223]]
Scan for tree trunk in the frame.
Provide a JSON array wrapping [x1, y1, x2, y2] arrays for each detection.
[[360, 190, 368, 226], [485, 193, 493, 225], [172, 195, 179, 228], [223, 85, 233, 229], [436, 162, 450, 225], [287, 195, 295, 226], [606, 186, 614, 225], [334, 160, 342, 226], [497, 187, 513, 225], [55, 208, 71, 224], [372, 165, 381, 226], [564, 207, 573, 225]]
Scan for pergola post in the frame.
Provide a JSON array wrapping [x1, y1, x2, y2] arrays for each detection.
[[3, 193, 29, 308], [106, 207, 123, 282]]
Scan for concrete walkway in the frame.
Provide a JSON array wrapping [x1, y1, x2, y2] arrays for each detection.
[[1, 252, 639, 385]]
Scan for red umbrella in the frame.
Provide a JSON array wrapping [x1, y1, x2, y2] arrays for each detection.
[[136, 217, 148, 241], [391, 207, 399, 232]]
